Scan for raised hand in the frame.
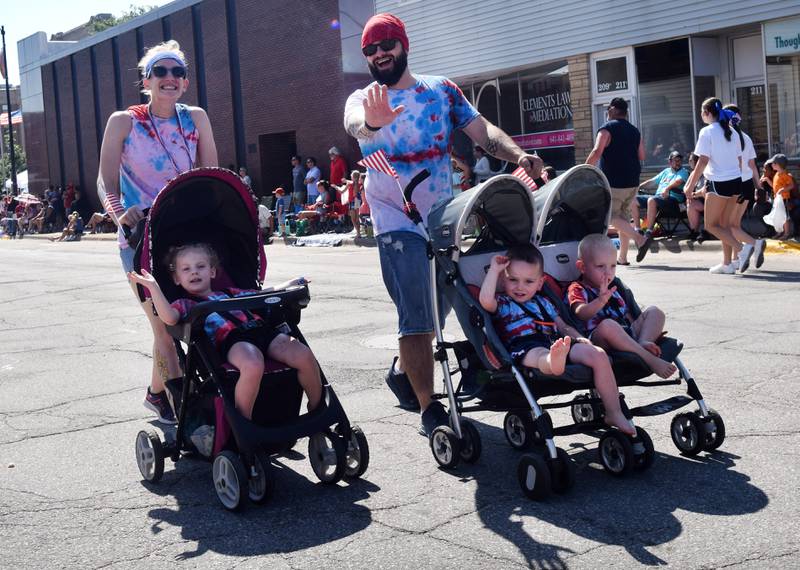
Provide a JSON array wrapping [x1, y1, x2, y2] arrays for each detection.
[[362, 84, 405, 129], [489, 254, 510, 272], [597, 275, 617, 306], [127, 268, 158, 291]]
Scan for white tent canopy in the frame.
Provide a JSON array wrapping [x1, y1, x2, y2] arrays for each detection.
[[3, 170, 28, 193]]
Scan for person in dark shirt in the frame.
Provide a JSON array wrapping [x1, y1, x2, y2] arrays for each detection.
[[291, 155, 307, 213], [586, 98, 649, 264]]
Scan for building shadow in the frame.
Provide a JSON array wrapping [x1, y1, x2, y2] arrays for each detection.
[[449, 421, 768, 568], [143, 448, 377, 560]]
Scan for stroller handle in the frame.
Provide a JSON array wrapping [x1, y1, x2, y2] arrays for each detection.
[[404, 169, 431, 203]]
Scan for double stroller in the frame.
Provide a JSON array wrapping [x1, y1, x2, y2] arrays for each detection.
[[132, 168, 369, 511], [415, 165, 725, 499]]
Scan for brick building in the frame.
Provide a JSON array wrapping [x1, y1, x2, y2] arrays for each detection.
[[18, 0, 374, 207]]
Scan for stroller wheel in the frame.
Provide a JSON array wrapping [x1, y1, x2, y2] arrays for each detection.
[[571, 394, 601, 424], [503, 411, 540, 450], [342, 425, 370, 479], [429, 426, 461, 469], [308, 431, 347, 484], [248, 450, 276, 504], [632, 427, 655, 471], [517, 453, 552, 500], [598, 431, 635, 476], [212, 451, 249, 511], [702, 410, 726, 451], [458, 420, 482, 464], [548, 448, 575, 494], [670, 412, 705, 456], [135, 429, 165, 483]]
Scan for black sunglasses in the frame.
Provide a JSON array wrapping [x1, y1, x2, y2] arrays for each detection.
[[362, 38, 398, 57], [150, 65, 187, 79]]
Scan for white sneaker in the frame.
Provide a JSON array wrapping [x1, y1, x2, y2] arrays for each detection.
[[738, 244, 754, 273], [709, 263, 735, 274], [754, 239, 766, 268], [731, 259, 740, 270]]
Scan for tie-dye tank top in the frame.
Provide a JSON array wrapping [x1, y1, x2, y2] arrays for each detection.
[[118, 103, 198, 247]]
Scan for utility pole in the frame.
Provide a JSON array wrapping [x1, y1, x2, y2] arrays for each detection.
[[1, 26, 18, 194]]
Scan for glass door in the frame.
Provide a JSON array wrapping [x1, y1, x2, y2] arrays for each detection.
[[735, 83, 769, 162]]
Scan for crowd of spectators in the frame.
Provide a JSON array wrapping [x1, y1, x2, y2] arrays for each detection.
[[0, 183, 115, 240]]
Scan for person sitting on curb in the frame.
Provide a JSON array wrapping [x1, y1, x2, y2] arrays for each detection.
[[633, 150, 689, 260]]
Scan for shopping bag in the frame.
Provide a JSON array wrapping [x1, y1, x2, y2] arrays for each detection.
[[763, 198, 787, 232]]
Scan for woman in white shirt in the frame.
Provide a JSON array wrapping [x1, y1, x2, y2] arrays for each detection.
[[683, 97, 756, 274], [723, 104, 766, 269]]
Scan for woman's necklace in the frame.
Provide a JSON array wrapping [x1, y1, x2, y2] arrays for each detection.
[[147, 104, 195, 174]]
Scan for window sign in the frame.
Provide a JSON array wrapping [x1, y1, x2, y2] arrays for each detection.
[[595, 57, 628, 93], [764, 16, 800, 57]]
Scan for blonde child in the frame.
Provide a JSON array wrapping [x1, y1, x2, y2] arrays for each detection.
[[128, 243, 321, 420], [568, 234, 677, 379], [479, 243, 635, 435]]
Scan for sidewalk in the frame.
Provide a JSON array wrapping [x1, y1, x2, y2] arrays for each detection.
[[12, 229, 799, 255]]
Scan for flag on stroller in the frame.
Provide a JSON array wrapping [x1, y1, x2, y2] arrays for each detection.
[[512, 166, 538, 191], [358, 149, 399, 180]]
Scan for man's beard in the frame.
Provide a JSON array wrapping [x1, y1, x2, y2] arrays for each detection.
[[367, 51, 408, 86]]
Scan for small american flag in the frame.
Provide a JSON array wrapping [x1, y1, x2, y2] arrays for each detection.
[[358, 149, 399, 180], [512, 166, 537, 191]]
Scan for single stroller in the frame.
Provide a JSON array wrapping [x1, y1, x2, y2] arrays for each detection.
[[132, 168, 369, 511], [416, 164, 725, 499]]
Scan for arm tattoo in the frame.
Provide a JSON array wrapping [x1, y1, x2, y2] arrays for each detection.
[[485, 137, 499, 156]]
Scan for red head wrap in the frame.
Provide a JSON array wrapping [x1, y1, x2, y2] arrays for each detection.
[[361, 13, 409, 53]]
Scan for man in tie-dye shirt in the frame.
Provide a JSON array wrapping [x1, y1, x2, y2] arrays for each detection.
[[344, 13, 544, 438]]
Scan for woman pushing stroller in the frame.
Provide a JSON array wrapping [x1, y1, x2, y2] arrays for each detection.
[[128, 243, 322, 420]]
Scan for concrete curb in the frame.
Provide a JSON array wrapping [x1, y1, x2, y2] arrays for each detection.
[[11, 231, 799, 255]]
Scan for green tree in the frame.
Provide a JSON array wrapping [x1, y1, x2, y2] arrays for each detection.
[[0, 129, 26, 188], [89, 5, 159, 35]]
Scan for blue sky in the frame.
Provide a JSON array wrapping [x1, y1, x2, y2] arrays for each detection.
[[2, 1, 172, 85]]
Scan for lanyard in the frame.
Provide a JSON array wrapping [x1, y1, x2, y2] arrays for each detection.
[[147, 104, 195, 174]]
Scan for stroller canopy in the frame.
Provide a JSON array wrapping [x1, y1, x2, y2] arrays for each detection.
[[137, 168, 266, 302], [428, 174, 536, 257], [533, 165, 611, 246]]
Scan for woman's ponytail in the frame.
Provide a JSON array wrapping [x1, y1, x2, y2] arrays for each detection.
[[722, 103, 746, 151]]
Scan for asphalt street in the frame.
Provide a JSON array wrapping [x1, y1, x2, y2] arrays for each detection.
[[1, 238, 798, 569]]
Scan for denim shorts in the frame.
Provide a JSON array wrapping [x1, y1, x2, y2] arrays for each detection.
[[377, 230, 449, 337], [119, 246, 135, 273]]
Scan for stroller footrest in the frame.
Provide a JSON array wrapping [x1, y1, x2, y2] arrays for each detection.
[[630, 395, 693, 417]]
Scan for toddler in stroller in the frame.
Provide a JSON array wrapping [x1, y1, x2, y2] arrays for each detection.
[[567, 233, 677, 380], [128, 242, 322, 420], [418, 164, 726, 499], [131, 168, 369, 511], [479, 244, 635, 436]]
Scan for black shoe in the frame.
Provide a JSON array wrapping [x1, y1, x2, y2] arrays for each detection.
[[688, 230, 700, 242], [384, 356, 420, 411], [636, 232, 654, 263], [418, 400, 450, 438]]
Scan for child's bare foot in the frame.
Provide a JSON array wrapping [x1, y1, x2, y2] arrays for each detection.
[[646, 355, 677, 379], [640, 340, 661, 357], [604, 410, 636, 436], [547, 337, 571, 376]]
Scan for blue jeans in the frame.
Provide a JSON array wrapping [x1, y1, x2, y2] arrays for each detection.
[[119, 246, 135, 273], [377, 231, 449, 337]]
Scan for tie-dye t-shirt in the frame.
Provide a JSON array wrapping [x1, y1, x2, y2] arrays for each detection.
[[345, 76, 479, 236], [118, 103, 198, 247]]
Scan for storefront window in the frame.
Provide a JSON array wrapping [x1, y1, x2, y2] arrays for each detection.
[[499, 73, 522, 136], [461, 61, 574, 171], [635, 39, 694, 169], [766, 55, 800, 159]]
